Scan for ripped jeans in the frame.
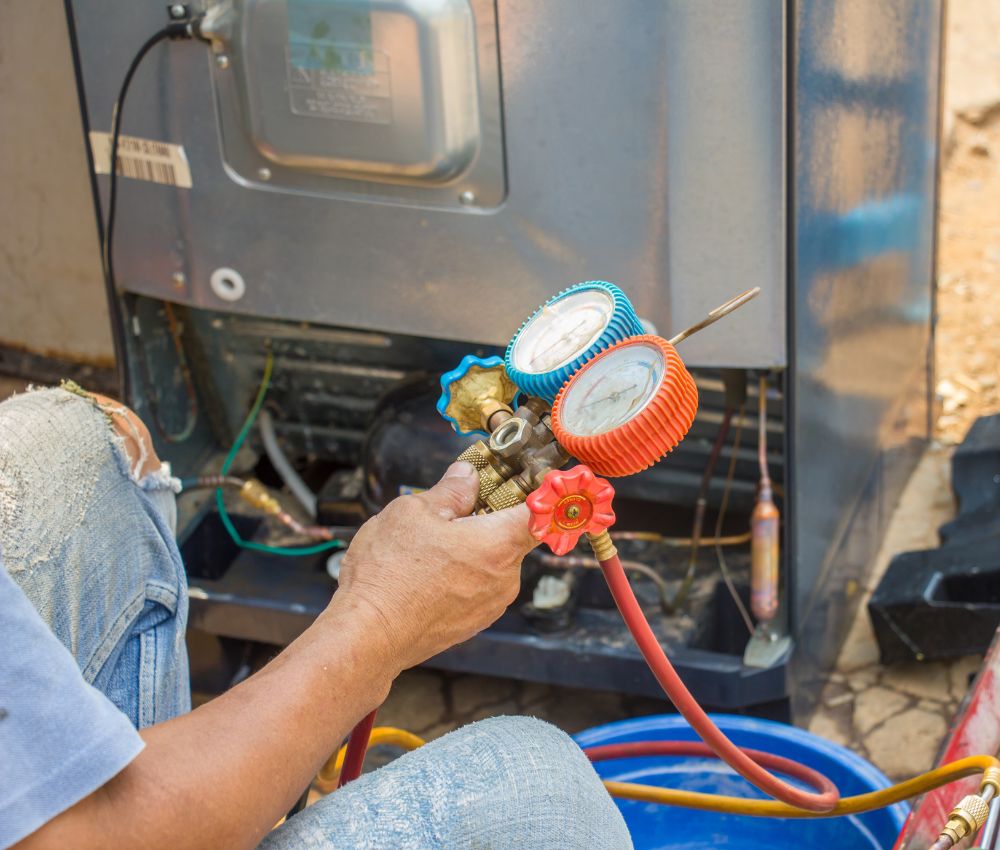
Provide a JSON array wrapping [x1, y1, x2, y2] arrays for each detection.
[[0, 387, 632, 850]]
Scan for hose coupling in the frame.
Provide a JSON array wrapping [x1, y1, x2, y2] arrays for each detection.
[[239, 479, 281, 515], [981, 765, 1000, 799], [938, 794, 990, 847], [587, 530, 618, 562]]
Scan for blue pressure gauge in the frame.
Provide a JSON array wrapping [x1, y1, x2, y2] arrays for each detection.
[[504, 281, 644, 402]]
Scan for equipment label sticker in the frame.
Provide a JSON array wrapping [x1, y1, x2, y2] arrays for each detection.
[[285, 1, 391, 124], [89, 132, 193, 188]]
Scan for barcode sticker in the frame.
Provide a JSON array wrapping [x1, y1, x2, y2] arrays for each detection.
[[89, 131, 193, 189]]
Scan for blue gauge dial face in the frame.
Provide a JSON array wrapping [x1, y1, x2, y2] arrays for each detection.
[[560, 342, 665, 436], [510, 289, 615, 374]]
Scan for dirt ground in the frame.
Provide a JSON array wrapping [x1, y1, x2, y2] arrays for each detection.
[[804, 5, 1000, 780], [934, 115, 1000, 446]]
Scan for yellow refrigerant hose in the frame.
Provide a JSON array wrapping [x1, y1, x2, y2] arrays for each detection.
[[318, 729, 999, 826]]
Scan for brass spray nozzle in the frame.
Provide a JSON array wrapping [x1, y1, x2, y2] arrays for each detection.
[[937, 794, 990, 847]]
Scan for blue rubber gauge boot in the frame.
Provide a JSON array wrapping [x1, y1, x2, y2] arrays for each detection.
[[437, 354, 520, 437], [505, 281, 644, 402]]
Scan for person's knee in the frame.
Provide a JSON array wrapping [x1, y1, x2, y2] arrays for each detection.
[[451, 715, 634, 849]]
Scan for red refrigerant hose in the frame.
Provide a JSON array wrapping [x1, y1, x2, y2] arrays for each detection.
[[583, 740, 838, 799], [598, 551, 839, 812], [339, 709, 377, 787]]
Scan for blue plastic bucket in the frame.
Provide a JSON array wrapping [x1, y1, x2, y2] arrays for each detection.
[[574, 714, 908, 850]]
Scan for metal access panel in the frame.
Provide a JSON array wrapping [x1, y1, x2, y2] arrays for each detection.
[[67, 0, 786, 366]]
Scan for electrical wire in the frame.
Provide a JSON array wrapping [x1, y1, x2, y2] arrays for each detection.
[[179, 475, 246, 491], [715, 403, 755, 634], [214, 352, 345, 556], [101, 24, 199, 442], [259, 409, 318, 518]]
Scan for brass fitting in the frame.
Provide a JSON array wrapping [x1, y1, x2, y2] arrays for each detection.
[[938, 794, 990, 846], [481, 399, 514, 433], [981, 766, 1000, 799], [587, 530, 618, 562], [478, 464, 507, 503], [484, 477, 530, 512], [440, 361, 519, 435], [456, 440, 491, 470], [239, 479, 281, 515]]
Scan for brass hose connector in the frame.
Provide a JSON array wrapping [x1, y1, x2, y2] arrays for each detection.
[[938, 794, 990, 847], [587, 530, 618, 562], [981, 765, 1000, 799], [478, 465, 506, 504], [484, 477, 529, 512], [456, 441, 491, 470], [239, 479, 282, 515]]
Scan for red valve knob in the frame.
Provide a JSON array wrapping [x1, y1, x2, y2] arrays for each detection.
[[526, 466, 616, 555]]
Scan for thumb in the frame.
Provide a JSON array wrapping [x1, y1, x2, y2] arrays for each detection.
[[419, 461, 480, 519], [459, 502, 540, 555]]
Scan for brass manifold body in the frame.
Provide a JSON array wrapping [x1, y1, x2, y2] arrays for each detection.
[[456, 397, 571, 514]]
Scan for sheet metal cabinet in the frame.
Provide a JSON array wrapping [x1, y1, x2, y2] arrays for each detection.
[[64, 0, 942, 716]]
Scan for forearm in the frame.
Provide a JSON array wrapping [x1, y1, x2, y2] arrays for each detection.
[[18, 593, 395, 850]]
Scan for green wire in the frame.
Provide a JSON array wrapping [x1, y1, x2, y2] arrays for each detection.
[[215, 352, 345, 557]]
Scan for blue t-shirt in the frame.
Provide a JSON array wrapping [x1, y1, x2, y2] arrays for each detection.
[[0, 560, 144, 847]]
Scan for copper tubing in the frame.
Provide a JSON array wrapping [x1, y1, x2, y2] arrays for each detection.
[[664, 408, 734, 613], [715, 403, 755, 634], [612, 530, 752, 547], [535, 550, 674, 613], [751, 376, 780, 623], [757, 376, 770, 484]]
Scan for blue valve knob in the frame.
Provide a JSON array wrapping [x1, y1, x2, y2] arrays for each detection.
[[505, 281, 644, 402], [437, 354, 520, 437]]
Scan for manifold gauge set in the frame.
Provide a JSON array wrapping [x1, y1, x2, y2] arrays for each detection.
[[435, 281, 757, 554]]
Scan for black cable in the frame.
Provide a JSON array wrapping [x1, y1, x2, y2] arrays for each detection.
[[103, 24, 186, 284], [102, 21, 201, 440]]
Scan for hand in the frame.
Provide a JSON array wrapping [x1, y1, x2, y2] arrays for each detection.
[[334, 462, 539, 673]]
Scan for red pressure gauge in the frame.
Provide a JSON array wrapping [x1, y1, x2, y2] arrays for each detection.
[[550, 335, 698, 477]]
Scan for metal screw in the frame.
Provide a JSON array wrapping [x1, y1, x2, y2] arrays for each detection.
[[171, 271, 186, 289], [565, 505, 581, 520], [459, 190, 476, 205], [168, 4, 187, 19], [215, 54, 230, 70], [257, 167, 272, 181]]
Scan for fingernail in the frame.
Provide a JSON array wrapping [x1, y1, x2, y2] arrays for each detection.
[[443, 461, 476, 480]]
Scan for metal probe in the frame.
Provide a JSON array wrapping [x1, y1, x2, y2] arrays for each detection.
[[668, 286, 761, 346], [980, 791, 1000, 849]]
